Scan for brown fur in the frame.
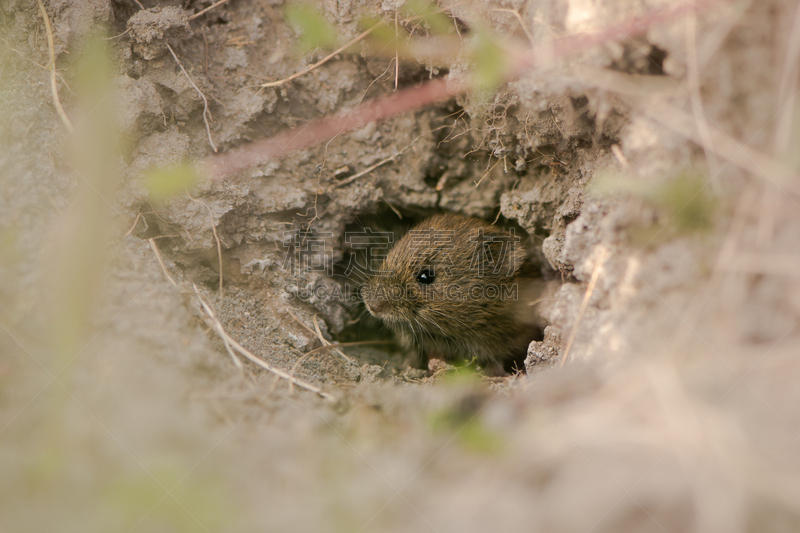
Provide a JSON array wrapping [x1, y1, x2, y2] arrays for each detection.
[[362, 213, 528, 375]]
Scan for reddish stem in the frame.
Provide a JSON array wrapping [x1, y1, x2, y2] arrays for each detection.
[[204, 77, 464, 178], [203, 0, 728, 179]]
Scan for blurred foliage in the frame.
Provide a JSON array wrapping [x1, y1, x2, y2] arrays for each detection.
[[0, 226, 17, 258], [51, 33, 118, 360], [427, 373, 505, 454], [437, 360, 480, 382], [657, 172, 714, 232], [17, 442, 236, 533], [400, 0, 454, 34], [428, 397, 504, 455], [285, 4, 339, 52], [285, 1, 510, 93], [29, 445, 66, 484], [360, 15, 408, 55], [470, 30, 510, 92], [591, 169, 715, 245], [75, 33, 113, 100], [145, 163, 200, 201], [780, 107, 800, 171], [108, 467, 235, 533]]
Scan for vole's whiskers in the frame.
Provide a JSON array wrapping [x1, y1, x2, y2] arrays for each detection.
[[419, 314, 449, 339], [430, 308, 496, 354], [333, 270, 368, 285], [428, 308, 470, 331], [355, 306, 370, 321], [408, 321, 422, 351]]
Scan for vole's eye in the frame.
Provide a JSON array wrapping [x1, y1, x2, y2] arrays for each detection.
[[416, 268, 435, 284]]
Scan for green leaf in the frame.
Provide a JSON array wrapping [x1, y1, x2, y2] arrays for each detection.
[[400, 0, 454, 34], [107, 467, 235, 533], [428, 403, 504, 455], [471, 30, 509, 91], [654, 171, 714, 233], [144, 163, 199, 201], [286, 4, 339, 51], [591, 169, 715, 244], [359, 16, 406, 55]]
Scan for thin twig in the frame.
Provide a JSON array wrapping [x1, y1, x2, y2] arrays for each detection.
[[125, 213, 143, 237], [333, 125, 450, 189], [697, 0, 751, 69], [36, 0, 73, 132], [193, 287, 247, 372], [312, 315, 352, 362], [560, 247, 609, 367], [474, 159, 501, 187], [685, 11, 721, 188], [760, 2, 800, 248], [720, 253, 800, 277], [219, 333, 245, 372], [304, 340, 392, 357], [287, 352, 312, 394], [641, 103, 800, 196], [394, 9, 399, 91], [333, 155, 396, 188], [435, 170, 450, 191], [383, 199, 403, 219], [188, 0, 234, 21], [285, 315, 353, 394], [186, 191, 224, 298], [491, 208, 502, 225], [293, 309, 351, 362], [774, 1, 800, 156], [149, 238, 178, 287], [193, 285, 333, 400], [713, 183, 757, 275], [493, 8, 536, 48], [261, 22, 382, 89], [610, 144, 633, 172], [103, 28, 130, 40], [286, 308, 324, 339], [579, 69, 800, 193], [165, 43, 217, 152], [756, 184, 778, 248]]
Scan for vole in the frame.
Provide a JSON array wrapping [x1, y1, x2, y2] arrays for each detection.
[[362, 213, 533, 376]]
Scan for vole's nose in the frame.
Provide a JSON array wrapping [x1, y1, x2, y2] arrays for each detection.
[[364, 298, 388, 315]]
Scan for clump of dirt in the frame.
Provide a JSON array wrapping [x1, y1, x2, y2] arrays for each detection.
[[127, 6, 189, 60]]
